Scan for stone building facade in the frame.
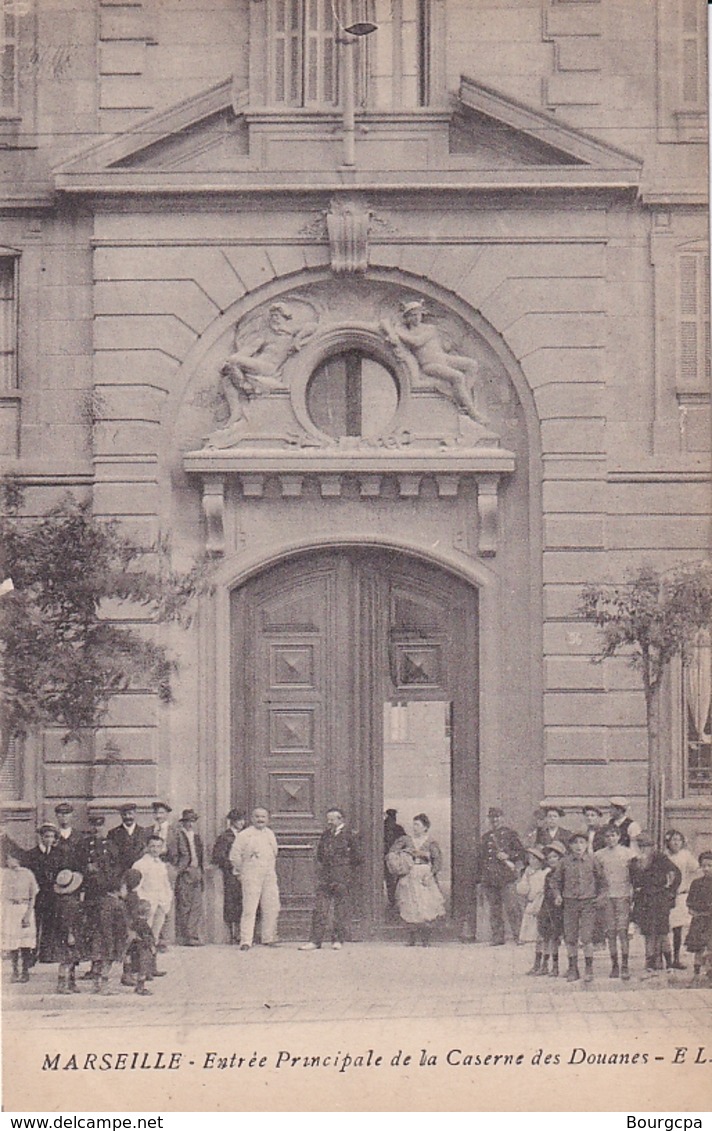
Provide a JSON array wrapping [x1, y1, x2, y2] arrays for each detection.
[[1, 0, 710, 938]]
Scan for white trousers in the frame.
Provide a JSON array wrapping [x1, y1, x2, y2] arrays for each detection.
[[239, 867, 281, 946]]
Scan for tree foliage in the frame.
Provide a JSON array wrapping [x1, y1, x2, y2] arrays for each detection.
[[579, 560, 712, 702], [0, 489, 212, 757]]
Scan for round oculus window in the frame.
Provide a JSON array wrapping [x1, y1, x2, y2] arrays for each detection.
[[306, 351, 399, 439]]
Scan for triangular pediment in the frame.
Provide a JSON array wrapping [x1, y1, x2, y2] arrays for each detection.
[[53, 74, 641, 194]]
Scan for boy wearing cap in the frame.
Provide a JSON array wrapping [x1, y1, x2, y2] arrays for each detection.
[[91, 872, 129, 994], [53, 868, 84, 994], [595, 824, 637, 979], [25, 823, 61, 963], [170, 810, 204, 946], [107, 804, 150, 874], [550, 832, 607, 982], [211, 809, 247, 943], [475, 807, 526, 945]]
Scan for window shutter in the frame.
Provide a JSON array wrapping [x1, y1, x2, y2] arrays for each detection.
[[681, 0, 706, 108], [678, 253, 710, 388], [0, 258, 17, 391], [1, 1, 17, 109]]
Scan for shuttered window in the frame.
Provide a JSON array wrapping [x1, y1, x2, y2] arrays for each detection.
[[0, 257, 17, 390], [678, 252, 710, 388], [1, 0, 18, 110], [271, 0, 340, 107], [268, 0, 430, 109], [680, 0, 707, 108]]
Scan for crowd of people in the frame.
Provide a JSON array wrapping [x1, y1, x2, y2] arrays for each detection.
[[2, 795, 711, 997], [474, 798, 712, 985]]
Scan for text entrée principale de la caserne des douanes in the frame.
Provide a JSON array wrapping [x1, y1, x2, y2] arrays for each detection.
[[40, 1045, 712, 1074]]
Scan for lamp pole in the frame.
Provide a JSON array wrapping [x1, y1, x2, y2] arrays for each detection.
[[337, 17, 378, 169], [341, 33, 357, 167]]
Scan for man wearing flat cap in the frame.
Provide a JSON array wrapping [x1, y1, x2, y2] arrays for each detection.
[[211, 809, 247, 943], [107, 804, 150, 875], [475, 807, 526, 945], [606, 797, 641, 849], [170, 809, 204, 946], [582, 805, 608, 854], [54, 803, 82, 870], [25, 823, 61, 962]]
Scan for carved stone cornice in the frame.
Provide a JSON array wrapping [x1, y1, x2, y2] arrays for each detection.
[[184, 446, 515, 560]]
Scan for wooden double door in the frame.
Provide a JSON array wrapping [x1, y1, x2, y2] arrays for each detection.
[[231, 548, 479, 937]]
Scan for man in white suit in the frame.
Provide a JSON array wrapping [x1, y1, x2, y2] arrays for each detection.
[[230, 807, 280, 950]]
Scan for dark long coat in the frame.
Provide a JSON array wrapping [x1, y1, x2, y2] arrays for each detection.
[[211, 828, 242, 926], [171, 828, 204, 944], [631, 853, 681, 936], [25, 845, 62, 961]]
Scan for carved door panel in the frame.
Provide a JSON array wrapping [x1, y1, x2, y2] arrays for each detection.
[[231, 555, 354, 938], [232, 549, 479, 938]]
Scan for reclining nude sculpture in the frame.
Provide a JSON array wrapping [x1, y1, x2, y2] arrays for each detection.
[[206, 303, 317, 445], [380, 300, 490, 427]]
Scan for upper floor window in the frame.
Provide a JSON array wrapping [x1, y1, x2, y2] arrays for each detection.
[[0, 255, 18, 390], [678, 250, 710, 388], [265, 0, 434, 109], [680, 0, 707, 109], [682, 629, 712, 795], [1, 0, 19, 111]]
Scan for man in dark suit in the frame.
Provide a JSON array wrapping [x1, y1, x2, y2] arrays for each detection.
[[299, 807, 362, 951], [54, 802, 83, 869], [170, 808, 204, 946], [475, 806, 526, 945], [107, 803, 150, 875], [25, 822, 62, 962], [76, 813, 121, 980], [211, 808, 246, 943]]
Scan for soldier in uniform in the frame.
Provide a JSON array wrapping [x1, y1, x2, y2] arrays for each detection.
[[77, 813, 120, 980], [475, 806, 526, 945], [54, 803, 83, 870]]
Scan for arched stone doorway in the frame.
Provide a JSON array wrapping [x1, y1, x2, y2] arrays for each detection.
[[230, 546, 479, 938]]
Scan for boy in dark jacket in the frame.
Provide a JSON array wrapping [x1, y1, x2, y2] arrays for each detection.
[[550, 833, 606, 983], [535, 841, 566, 977], [123, 869, 164, 995]]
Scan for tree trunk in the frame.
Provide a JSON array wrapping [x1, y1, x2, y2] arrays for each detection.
[[645, 684, 664, 848]]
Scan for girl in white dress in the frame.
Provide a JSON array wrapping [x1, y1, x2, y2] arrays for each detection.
[[516, 847, 549, 970], [665, 829, 700, 970], [2, 851, 39, 983]]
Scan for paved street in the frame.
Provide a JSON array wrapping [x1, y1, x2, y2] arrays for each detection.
[[5, 939, 712, 1032], [5, 940, 712, 1112]]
